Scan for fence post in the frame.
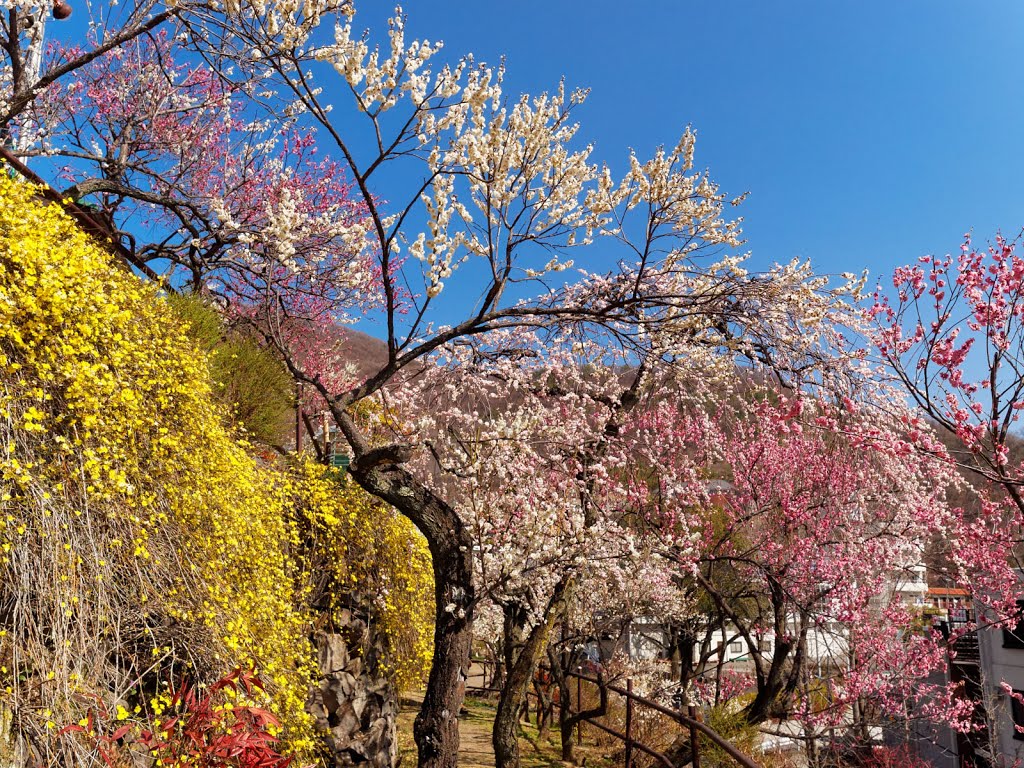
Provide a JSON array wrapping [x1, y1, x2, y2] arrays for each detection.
[[688, 704, 700, 768], [577, 672, 583, 746], [624, 678, 634, 768]]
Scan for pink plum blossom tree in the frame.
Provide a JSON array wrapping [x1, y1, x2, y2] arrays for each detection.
[[869, 236, 1024, 607], [630, 389, 979, 756]]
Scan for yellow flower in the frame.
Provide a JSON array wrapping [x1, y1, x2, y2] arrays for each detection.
[[0, 174, 433, 760]]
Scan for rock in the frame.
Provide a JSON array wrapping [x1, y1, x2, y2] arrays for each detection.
[[308, 629, 398, 768]]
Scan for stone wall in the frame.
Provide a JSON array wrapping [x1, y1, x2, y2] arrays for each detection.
[[308, 610, 399, 768]]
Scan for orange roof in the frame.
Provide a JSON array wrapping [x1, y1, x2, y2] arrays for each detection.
[[927, 588, 970, 597]]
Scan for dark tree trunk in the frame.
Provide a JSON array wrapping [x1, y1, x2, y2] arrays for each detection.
[[501, 603, 528, 688], [742, 615, 808, 726], [665, 584, 803, 766], [544, 638, 608, 767], [668, 623, 694, 684], [546, 644, 578, 763], [742, 635, 793, 724], [557, 673, 575, 764], [666, 624, 802, 766], [484, 641, 505, 691], [533, 674, 553, 739], [347, 455, 475, 768], [492, 579, 573, 768]]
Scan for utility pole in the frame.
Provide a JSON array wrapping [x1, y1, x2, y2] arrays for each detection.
[[6, 1, 72, 156]]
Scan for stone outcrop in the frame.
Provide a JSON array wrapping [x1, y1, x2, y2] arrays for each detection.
[[308, 611, 398, 768]]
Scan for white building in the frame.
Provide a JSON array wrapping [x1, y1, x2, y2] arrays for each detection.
[[973, 597, 1024, 766]]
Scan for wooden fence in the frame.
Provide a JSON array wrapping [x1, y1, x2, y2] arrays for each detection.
[[466, 659, 760, 768]]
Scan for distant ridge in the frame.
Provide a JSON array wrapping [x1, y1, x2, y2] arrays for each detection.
[[334, 327, 390, 380]]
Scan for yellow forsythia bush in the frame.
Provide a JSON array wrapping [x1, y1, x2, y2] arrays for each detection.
[[0, 175, 433, 765], [289, 458, 434, 692]]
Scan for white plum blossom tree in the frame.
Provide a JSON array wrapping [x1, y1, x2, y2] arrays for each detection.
[[3, 2, 874, 766]]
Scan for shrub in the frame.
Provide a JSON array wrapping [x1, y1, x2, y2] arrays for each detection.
[[0, 175, 312, 761], [167, 294, 294, 447], [0, 174, 434, 765], [289, 457, 434, 692], [62, 669, 293, 768]]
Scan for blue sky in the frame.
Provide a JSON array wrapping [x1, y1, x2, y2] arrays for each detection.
[[40, 1, 1024, 302], [359, 1, 1024, 286]]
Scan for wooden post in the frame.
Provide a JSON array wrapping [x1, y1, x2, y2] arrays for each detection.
[[688, 704, 700, 768], [577, 672, 584, 745], [320, 410, 329, 464], [295, 404, 303, 453], [624, 678, 634, 768]]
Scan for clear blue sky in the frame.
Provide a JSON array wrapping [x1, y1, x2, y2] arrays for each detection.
[[361, 1, 1024, 284]]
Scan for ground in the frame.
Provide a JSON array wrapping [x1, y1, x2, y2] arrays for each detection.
[[397, 693, 616, 768]]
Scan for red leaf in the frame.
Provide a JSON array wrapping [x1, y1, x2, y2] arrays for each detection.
[[244, 707, 281, 727]]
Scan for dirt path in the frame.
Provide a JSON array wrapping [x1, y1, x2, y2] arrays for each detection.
[[398, 692, 608, 768], [398, 693, 497, 768]]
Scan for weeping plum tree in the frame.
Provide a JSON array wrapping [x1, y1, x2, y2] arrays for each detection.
[[5, 2, 872, 766], [221, 66, 859, 768], [394, 343, 691, 768], [216, 7, 869, 762]]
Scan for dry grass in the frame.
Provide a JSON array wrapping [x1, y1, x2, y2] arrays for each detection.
[[397, 692, 618, 768]]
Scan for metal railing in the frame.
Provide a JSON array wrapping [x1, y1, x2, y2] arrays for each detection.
[[466, 659, 760, 768], [951, 631, 980, 664]]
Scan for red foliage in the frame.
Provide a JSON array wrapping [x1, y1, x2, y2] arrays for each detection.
[[61, 669, 292, 768]]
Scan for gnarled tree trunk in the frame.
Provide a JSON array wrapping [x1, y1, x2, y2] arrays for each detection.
[[346, 450, 475, 768], [492, 578, 574, 768]]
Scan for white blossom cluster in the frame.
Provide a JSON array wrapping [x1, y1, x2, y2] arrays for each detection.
[[380, 329, 716, 638], [219, 0, 350, 48]]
